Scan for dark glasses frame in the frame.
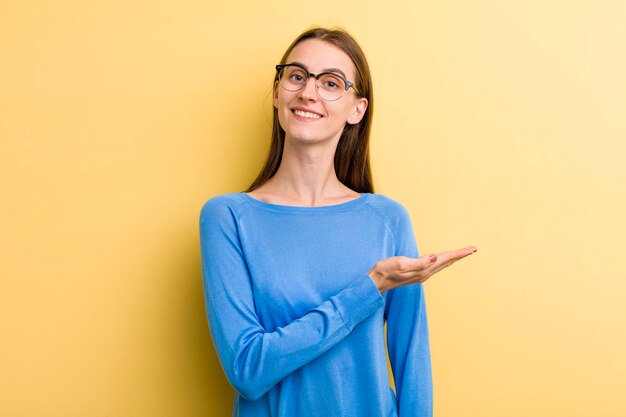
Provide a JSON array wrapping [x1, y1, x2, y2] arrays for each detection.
[[275, 63, 360, 100]]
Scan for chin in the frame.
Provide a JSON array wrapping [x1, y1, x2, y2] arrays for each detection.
[[287, 132, 323, 143]]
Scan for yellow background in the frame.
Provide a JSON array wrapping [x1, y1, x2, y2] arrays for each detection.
[[2, 1, 625, 416]]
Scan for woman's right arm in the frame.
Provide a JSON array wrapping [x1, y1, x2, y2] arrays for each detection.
[[199, 199, 384, 401]]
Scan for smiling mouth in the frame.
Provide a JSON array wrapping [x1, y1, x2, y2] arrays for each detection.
[[293, 109, 322, 119]]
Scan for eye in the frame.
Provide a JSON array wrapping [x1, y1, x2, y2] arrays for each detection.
[[285, 67, 307, 84], [319, 74, 344, 91]]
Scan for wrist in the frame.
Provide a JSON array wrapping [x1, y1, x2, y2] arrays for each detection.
[[367, 265, 388, 293]]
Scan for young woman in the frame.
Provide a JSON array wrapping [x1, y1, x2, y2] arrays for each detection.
[[199, 27, 477, 417]]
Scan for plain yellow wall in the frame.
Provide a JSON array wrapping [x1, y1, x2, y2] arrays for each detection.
[[2, 0, 625, 416]]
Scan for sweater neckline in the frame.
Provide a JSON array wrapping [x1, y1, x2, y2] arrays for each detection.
[[239, 192, 369, 213]]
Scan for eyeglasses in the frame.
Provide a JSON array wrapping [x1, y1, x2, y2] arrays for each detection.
[[275, 63, 360, 102]]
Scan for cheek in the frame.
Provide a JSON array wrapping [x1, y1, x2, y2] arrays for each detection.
[[277, 108, 288, 129], [276, 101, 293, 130], [275, 89, 292, 109], [275, 90, 300, 123], [330, 103, 354, 122]]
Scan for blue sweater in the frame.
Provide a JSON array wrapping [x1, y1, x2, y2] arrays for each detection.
[[199, 192, 432, 417]]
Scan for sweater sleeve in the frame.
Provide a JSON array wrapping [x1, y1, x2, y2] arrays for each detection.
[[385, 204, 433, 417], [199, 198, 384, 401]]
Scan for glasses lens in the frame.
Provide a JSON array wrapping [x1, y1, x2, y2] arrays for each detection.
[[279, 66, 308, 91], [277, 65, 349, 101], [317, 73, 346, 101]]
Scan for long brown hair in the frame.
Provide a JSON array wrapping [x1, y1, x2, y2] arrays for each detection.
[[245, 27, 375, 194]]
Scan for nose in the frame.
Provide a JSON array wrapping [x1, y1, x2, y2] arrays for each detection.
[[298, 77, 319, 101]]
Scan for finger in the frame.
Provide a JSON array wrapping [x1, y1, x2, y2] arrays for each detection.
[[399, 253, 438, 273], [462, 246, 478, 255], [438, 246, 477, 262], [428, 260, 459, 276], [448, 246, 477, 257], [428, 249, 476, 276]]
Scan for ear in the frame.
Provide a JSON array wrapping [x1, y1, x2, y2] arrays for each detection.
[[273, 81, 279, 109], [347, 97, 368, 125]]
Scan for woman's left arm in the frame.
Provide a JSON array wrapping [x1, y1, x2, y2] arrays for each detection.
[[385, 205, 433, 417]]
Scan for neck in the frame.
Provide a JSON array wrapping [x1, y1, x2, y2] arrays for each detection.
[[265, 134, 353, 206]]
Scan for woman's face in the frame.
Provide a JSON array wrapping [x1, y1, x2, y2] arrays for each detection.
[[273, 39, 368, 145]]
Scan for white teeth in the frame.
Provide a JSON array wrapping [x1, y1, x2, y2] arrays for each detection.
[[294, 110, 321, 119]]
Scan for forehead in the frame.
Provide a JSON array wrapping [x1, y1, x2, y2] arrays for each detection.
[[286, 39, 356, 79]]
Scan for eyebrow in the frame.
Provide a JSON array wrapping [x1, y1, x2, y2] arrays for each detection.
[[289, 61, 348, 79]]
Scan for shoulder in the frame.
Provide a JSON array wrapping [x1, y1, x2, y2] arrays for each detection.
[[368, 194, 418, 256], [199, 192, 249, 225], [365, 193, 412, 225]]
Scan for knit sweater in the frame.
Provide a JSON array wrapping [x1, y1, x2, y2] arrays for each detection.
[[199, 192, 432, 417]]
